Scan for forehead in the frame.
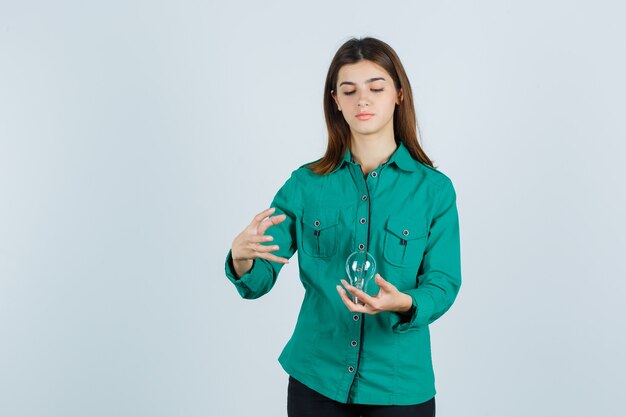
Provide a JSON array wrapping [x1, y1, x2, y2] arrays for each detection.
[[337, 60, 392, 84]]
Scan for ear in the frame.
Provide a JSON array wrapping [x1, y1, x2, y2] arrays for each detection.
[[396, 88, 403, 105], [331, 90, 341, 110]]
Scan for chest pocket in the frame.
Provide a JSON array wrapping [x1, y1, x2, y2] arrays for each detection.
[[301, 209, 340, 258], [383, 214, 428, 267]]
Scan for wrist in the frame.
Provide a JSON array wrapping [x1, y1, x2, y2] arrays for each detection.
[[395, 292, 413, 313], [230, 251, 253, 279]]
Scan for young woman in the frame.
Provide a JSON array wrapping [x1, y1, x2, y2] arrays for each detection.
[[225, 37, 461, 417]]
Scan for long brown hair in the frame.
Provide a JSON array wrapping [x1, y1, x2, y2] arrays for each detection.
[[306, 37, 436, 175]]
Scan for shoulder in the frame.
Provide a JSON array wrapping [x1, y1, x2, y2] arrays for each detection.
[[414, 161, 457, 206], [277, 160, 317, 190], [291, 158, 324, 181], [416, 161, 455, 190]]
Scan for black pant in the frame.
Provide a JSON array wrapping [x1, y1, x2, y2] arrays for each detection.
[[287, 376, 436, 417]]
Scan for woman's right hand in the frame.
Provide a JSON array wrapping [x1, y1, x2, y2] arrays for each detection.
[[230, 207, 290, 278]]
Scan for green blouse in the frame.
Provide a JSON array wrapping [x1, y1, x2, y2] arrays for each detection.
[[225, 139, 462, 405]]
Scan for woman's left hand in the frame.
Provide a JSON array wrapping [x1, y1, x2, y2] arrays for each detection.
[[336, 274, 413, 315]]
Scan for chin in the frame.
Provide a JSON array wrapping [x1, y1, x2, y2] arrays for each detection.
[[357, 128, 384, 136], [350, 124, 381, 133]]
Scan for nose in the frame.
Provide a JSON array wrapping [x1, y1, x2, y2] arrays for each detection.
[[357, 89, 370, 107]]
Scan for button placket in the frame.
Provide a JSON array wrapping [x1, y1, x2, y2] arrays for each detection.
[[346, 315, 361, 375], [354, 165, 370, 254], [345, 163, 369, 385], [365, 167, 379, 198]]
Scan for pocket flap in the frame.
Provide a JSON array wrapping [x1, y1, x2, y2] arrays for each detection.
[[385, 215, 428, 240], [302, 209, 340, 231]]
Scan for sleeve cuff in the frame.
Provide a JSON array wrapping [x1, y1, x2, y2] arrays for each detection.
[[225, 248, 255, 295], [391, 290, 434, 333], [224, 248, 276, 299]]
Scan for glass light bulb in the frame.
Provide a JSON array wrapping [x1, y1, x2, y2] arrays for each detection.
[[345, 250, 377, 304]]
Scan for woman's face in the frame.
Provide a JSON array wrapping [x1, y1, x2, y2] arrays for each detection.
[[331, 60, 402, 140]]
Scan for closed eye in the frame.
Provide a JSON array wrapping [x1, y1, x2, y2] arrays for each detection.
[[343, 88, 384, 96]]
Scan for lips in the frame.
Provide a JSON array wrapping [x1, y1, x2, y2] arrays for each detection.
[[356, 112, 374, 120]]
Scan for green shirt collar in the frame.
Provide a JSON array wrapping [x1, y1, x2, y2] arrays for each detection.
[[332, 139, 420, 174]]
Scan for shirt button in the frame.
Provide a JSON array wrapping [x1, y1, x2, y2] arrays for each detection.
[[361, 195, 368, 201], [351, 340, 358, 347], [403, 229, 409, 236], [358, 243, 364, 250], [314, 220, 321, 227], [371, 171, 377, 178], [353, 314, 360, 321], [348, 366, 355, 373], [360, 218, 366, 224]]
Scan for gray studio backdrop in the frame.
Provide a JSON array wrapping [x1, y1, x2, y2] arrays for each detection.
[[1, 1, 625, 416]]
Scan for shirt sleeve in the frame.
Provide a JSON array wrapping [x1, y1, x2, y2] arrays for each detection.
[[224, 170, 299, 299], [391, 177, 462, 333]]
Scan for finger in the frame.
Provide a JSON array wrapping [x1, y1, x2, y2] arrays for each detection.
[[337, 285, 376, 314], [340, 279, 377, 306], [257, 213, 287, 235], [375, 274, 396, 291], [336, 285, 367, 313], [249, 234, 274, 243], [252, 207, 277, 226], [254, 243, 280, 253], [257, 252, 290, 264]]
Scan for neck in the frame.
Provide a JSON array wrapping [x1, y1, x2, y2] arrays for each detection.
[[350, 134, 397, 171]]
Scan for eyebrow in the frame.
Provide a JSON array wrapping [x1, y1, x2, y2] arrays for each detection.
[[339, 77, 386, 87]]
